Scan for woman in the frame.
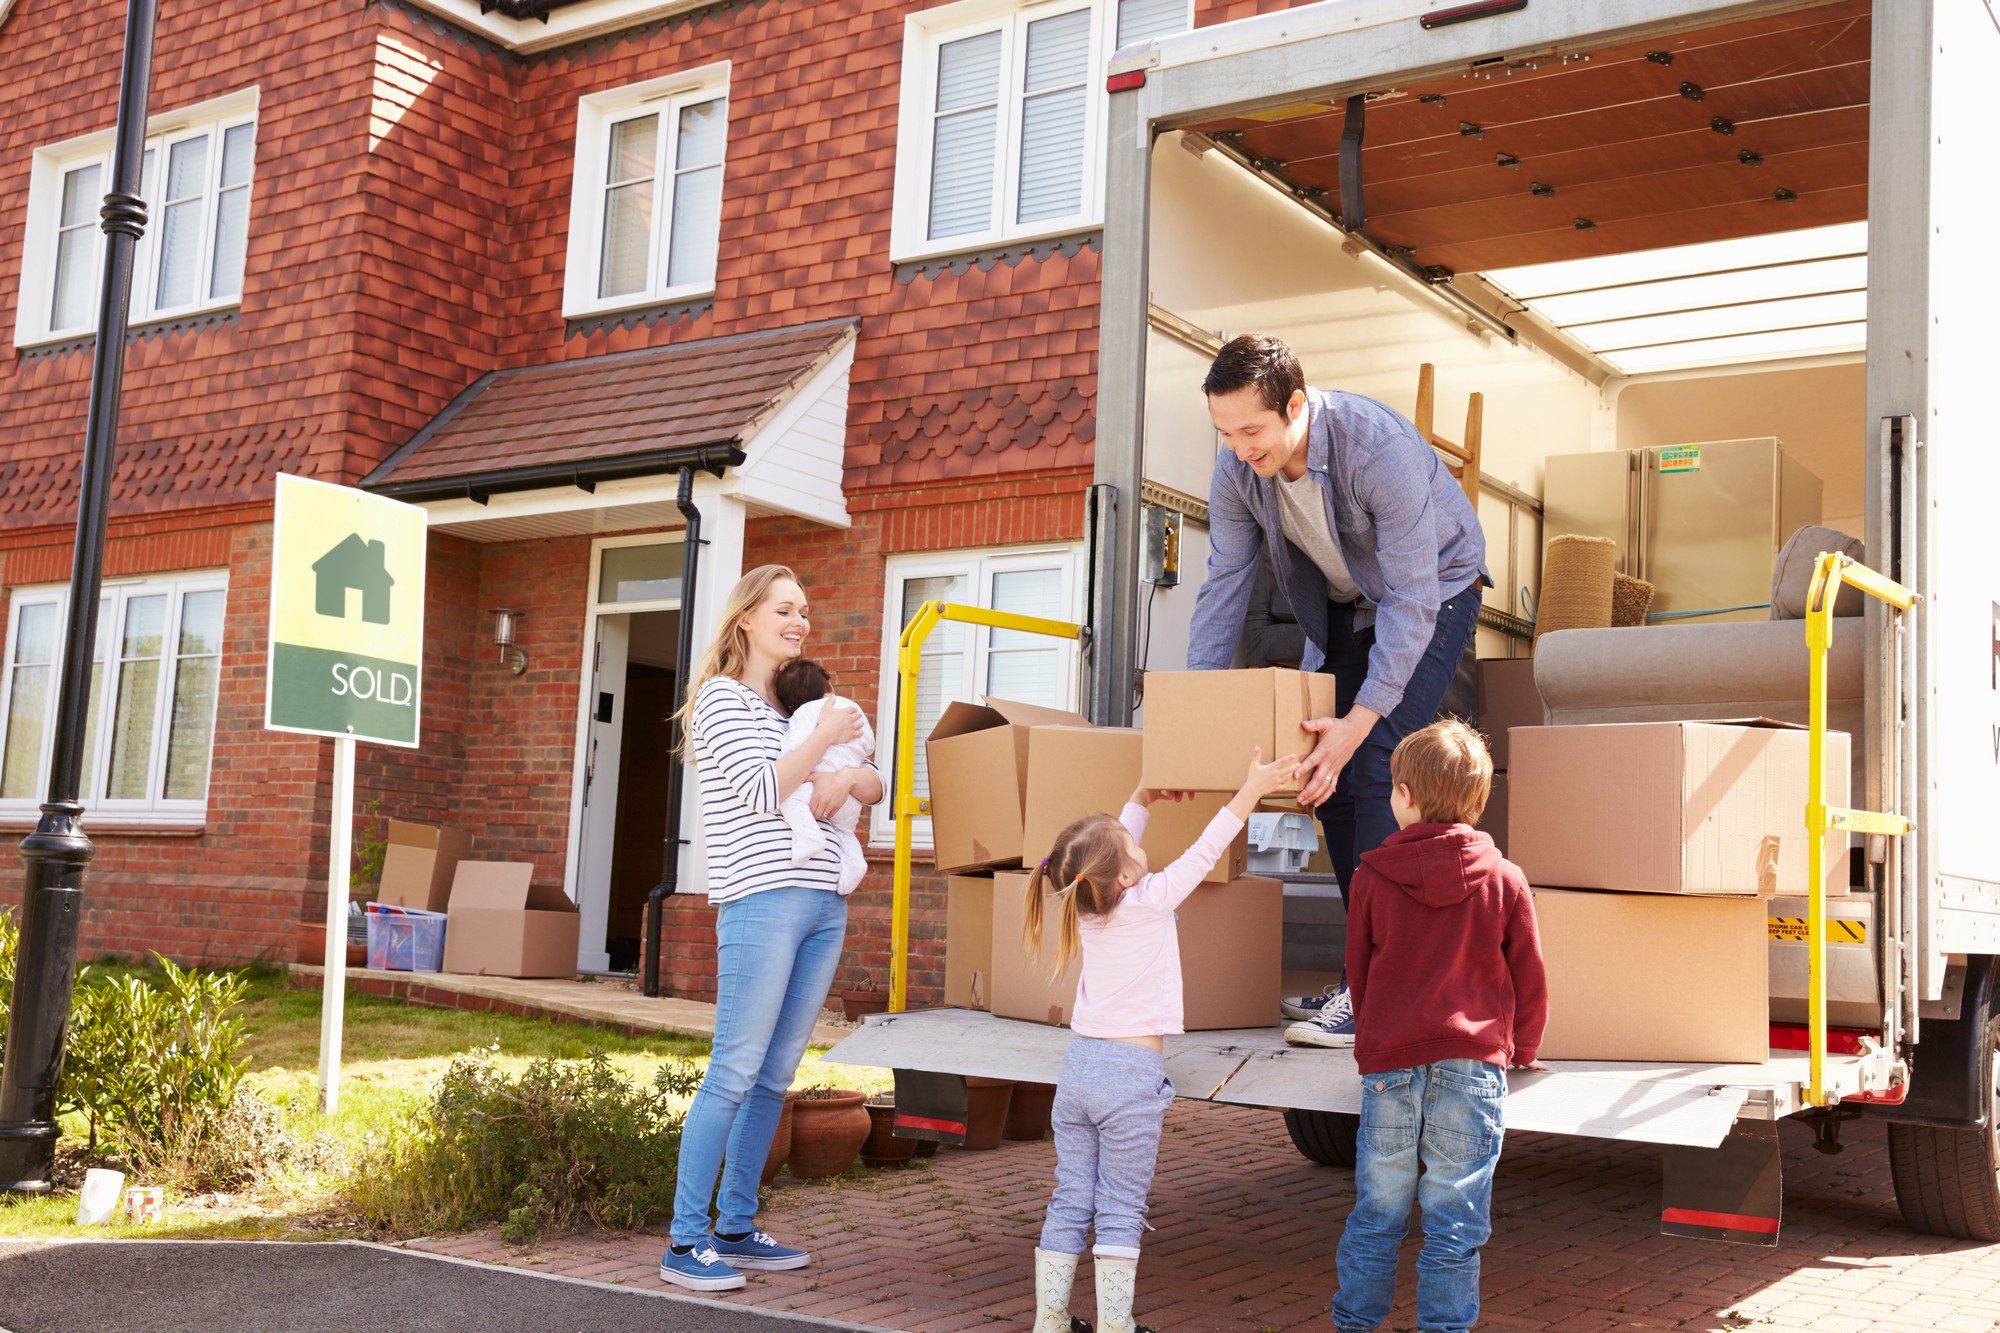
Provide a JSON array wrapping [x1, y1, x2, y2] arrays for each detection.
[[660, 565, 881, 1292]]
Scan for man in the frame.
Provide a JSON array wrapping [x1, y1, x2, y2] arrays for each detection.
[[1185, 335, 1487, 1048]]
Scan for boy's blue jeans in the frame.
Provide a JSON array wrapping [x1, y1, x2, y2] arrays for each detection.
[[1334, 1058, 1506, 1333], [670, 887, 846, 1245]]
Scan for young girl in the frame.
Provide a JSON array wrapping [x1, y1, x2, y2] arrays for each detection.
[[1025, 748, 1301, 1333]]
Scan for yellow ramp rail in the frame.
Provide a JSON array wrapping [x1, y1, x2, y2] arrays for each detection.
[[889, 601, 1082, 1013]]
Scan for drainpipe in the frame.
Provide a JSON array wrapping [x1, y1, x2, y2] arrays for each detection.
[[642, 465, 707, 997]]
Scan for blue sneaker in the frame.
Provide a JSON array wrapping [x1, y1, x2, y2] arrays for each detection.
[[708, 1228, 810, 1271], [1281, 983, 1347, 1022], [659, 1242, 746, 1291], [1284, 988, 1355, 1048]]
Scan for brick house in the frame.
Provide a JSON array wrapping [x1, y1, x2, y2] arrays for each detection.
[[0, 0, 1294, 1001]]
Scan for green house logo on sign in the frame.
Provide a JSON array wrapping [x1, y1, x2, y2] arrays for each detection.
[[265, 474, 427, 747]]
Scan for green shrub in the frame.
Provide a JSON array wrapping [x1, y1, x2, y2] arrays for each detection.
[[0, 910, 16, 1068], [351, 1049, 703, 1243]]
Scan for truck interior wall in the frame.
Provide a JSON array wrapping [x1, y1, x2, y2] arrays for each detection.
[[1141, 132, 1604, 662], [1614, 360, 1867, 536]]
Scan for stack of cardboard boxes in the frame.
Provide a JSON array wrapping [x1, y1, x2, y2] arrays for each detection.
[[1474, 658, 1543, 858], [373, 819, 580, 979]]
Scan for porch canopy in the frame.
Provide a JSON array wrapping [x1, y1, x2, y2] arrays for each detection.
[[362, 317, 858, 541]]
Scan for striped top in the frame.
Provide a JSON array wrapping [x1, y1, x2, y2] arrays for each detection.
[[691, 675, 874, 905]]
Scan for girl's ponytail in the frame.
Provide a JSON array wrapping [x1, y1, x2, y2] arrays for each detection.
[[1021, 813, 1131, 981]]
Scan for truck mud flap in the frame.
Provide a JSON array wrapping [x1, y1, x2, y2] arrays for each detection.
[[892, 1069, 968, 1146], [1661, 1120, 1781, 1246]]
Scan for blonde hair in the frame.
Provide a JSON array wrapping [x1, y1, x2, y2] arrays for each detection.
[[672, 564, 802, 749], [1021, 813, 1133, 979], [1390, 718, 1493, 825]]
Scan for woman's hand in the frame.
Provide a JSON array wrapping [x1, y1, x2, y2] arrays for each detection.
[[806, 769, 856, 820], [814, 697, 865, 745]]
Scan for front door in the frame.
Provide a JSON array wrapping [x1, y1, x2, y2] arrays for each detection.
[[574, 614, 630, 973]]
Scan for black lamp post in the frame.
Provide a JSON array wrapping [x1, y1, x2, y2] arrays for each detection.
[[0, 0, 158, 1193]]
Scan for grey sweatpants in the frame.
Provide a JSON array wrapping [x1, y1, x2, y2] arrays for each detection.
[[1039, 1037, 1177, 1259]]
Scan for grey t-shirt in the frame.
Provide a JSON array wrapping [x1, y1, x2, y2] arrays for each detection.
[[1275, 469, 1362, 604]]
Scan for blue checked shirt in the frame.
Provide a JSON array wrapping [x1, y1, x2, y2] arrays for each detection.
[[1185, 388, 1489, 719]]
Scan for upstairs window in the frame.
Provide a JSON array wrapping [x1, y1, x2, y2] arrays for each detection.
[[565, 65, 730, 319], [19, 91, 257, 348], [892, 0, 1190, 263]]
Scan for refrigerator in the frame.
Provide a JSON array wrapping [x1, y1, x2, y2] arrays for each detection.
[[1542, 438, 1823, 624]]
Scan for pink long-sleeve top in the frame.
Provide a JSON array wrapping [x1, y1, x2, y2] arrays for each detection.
[[1070, 802, 1247, 1040]]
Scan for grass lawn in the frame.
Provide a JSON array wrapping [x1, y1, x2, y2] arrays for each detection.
[[0, 966, 888, 1241]]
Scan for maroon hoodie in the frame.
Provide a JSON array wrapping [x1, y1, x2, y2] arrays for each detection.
[[1345, 822, 1548, 1077]]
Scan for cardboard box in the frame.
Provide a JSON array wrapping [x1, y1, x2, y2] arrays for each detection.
[[1508, 720, 1850, 898], [1533, 888, 1769, 1064], [1178, 875, 1284, 1030], [1477, 657, 1542, 771], [989, 871, 1284, 1032], [989, 871, 1079, 1026], [1479, 772, 1508, 859], [440, 862, 581, 978], [377, 819, 473, 913], [927, 698, 1088, 874], [1021, 725, 1246, 884], [944, 875, 995, 1010], [1140, 669, 1338, 794]]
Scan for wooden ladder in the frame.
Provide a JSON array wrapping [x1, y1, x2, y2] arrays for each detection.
[[1414, 362, 1484, 512]]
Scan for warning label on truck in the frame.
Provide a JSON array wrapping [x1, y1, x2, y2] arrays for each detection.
[[1767, 916, 1867, 944], [1658, 445, 1702, 474]]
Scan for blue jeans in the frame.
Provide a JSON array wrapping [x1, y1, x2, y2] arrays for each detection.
[[1041, 1038, 1176, 1259], [1318, 584, 1482, 902], [1334, 1059, 1506, 1333], [670, 887, 847, 1245]]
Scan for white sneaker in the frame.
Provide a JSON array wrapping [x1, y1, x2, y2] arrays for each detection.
[[1284, 988, 1356, 1048], [1281, 983, 1345, 1022]]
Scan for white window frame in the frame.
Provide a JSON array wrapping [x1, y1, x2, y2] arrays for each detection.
[[870, 544, 1083, 849], [890, 0, 1190, 265], [562, 62, 731, 321], [15, 88, 259, 349], [0, 571, 229, 825]]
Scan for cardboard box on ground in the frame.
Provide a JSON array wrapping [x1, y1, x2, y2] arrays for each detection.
[[1507, 719, 1850, 898], [989, 871, 1285, 1031], [377, 819, 473, 913], [441, 862, 581, 978]]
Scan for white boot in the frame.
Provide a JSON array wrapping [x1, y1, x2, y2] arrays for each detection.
[[1034, 1248, 1080, 1333], [1095, 1254, 1139, 1333]]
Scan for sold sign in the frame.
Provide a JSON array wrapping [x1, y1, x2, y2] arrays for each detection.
[[264, 473, 427, 748]]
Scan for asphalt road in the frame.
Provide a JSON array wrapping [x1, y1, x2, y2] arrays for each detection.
[[0, 1240, 884, 1332]]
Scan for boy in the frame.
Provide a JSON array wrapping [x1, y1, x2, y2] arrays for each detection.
[[1333, 719, 1547, 1333]]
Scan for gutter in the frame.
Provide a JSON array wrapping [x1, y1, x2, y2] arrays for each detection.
[[363, 442, 745, 504]]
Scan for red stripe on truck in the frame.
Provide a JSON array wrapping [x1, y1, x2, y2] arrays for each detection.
[[1662, 1207, 1780, 1235]]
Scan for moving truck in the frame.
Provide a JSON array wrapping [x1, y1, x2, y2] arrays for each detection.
[[831, 0, 2000, 1241]]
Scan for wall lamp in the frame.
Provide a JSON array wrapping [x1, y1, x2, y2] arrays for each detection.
[[489, 607, 528, 675]]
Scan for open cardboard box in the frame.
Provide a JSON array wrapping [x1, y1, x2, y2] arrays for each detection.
[[440, 861, 580, 979], [377, 819, 473, 914], [1021, 725, 1246, 885], [926, 697, 1087, 874], [1140, 669, 1337, 795], [1508, 719, 1849, 898]]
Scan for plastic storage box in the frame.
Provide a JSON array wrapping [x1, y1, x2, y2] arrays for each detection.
[[1246, 812, 1319, 875], [365, 903, 446, 972]]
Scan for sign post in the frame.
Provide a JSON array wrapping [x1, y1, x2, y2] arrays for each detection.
[[265, 473, 426, 1114]]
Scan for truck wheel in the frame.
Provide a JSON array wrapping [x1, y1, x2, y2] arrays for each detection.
[[1887, 1020, 2000, 1240], [1284, 1108, 1358, 1168]]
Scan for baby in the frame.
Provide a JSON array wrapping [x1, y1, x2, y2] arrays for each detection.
[[774, 658, 875, 894]]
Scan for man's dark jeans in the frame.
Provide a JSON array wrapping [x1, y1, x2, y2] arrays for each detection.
[[1316, 584, 1483, 902]]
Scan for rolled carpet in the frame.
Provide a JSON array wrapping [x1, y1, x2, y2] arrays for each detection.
[[1611, 572, 1656, 628], [1535, 534, 1617, 644]]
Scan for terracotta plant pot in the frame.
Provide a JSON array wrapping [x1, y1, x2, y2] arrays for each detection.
[[295, 923, 327, 967], [860, 1096, 917, 1168], [1004, 1081, 1058, 1142], [959, 1077, 1015, 1152], [838, 989, 890, 1021], [760, 1092, 797, 1186], [787, 1089, 870, 1179]]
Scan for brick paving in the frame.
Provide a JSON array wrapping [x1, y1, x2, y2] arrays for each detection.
[[407, 1100, 2000, 1331]]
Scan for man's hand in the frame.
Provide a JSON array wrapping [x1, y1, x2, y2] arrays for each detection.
[[1296, 706, 1380, 808], [807, 769, 855, 820]]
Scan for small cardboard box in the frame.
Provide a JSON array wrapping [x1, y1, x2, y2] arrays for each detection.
[[944, 874, 995, 1010], [927, 697, 1089, 874], [440, 862, 580, 979], [1140, 669, 1338, 794], [1021, 725, 1246, 885], [1533, 888, 1769, 1064], [1478, 772, 1509, 859], [1179, 875, 1284, 1031], [377, 819, 473, 914], [989, 872, 1284, 1031], [990, 871, 1078, 1026], [1508, 720, 1849, 898], [1477, 658, 1542, 771]]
